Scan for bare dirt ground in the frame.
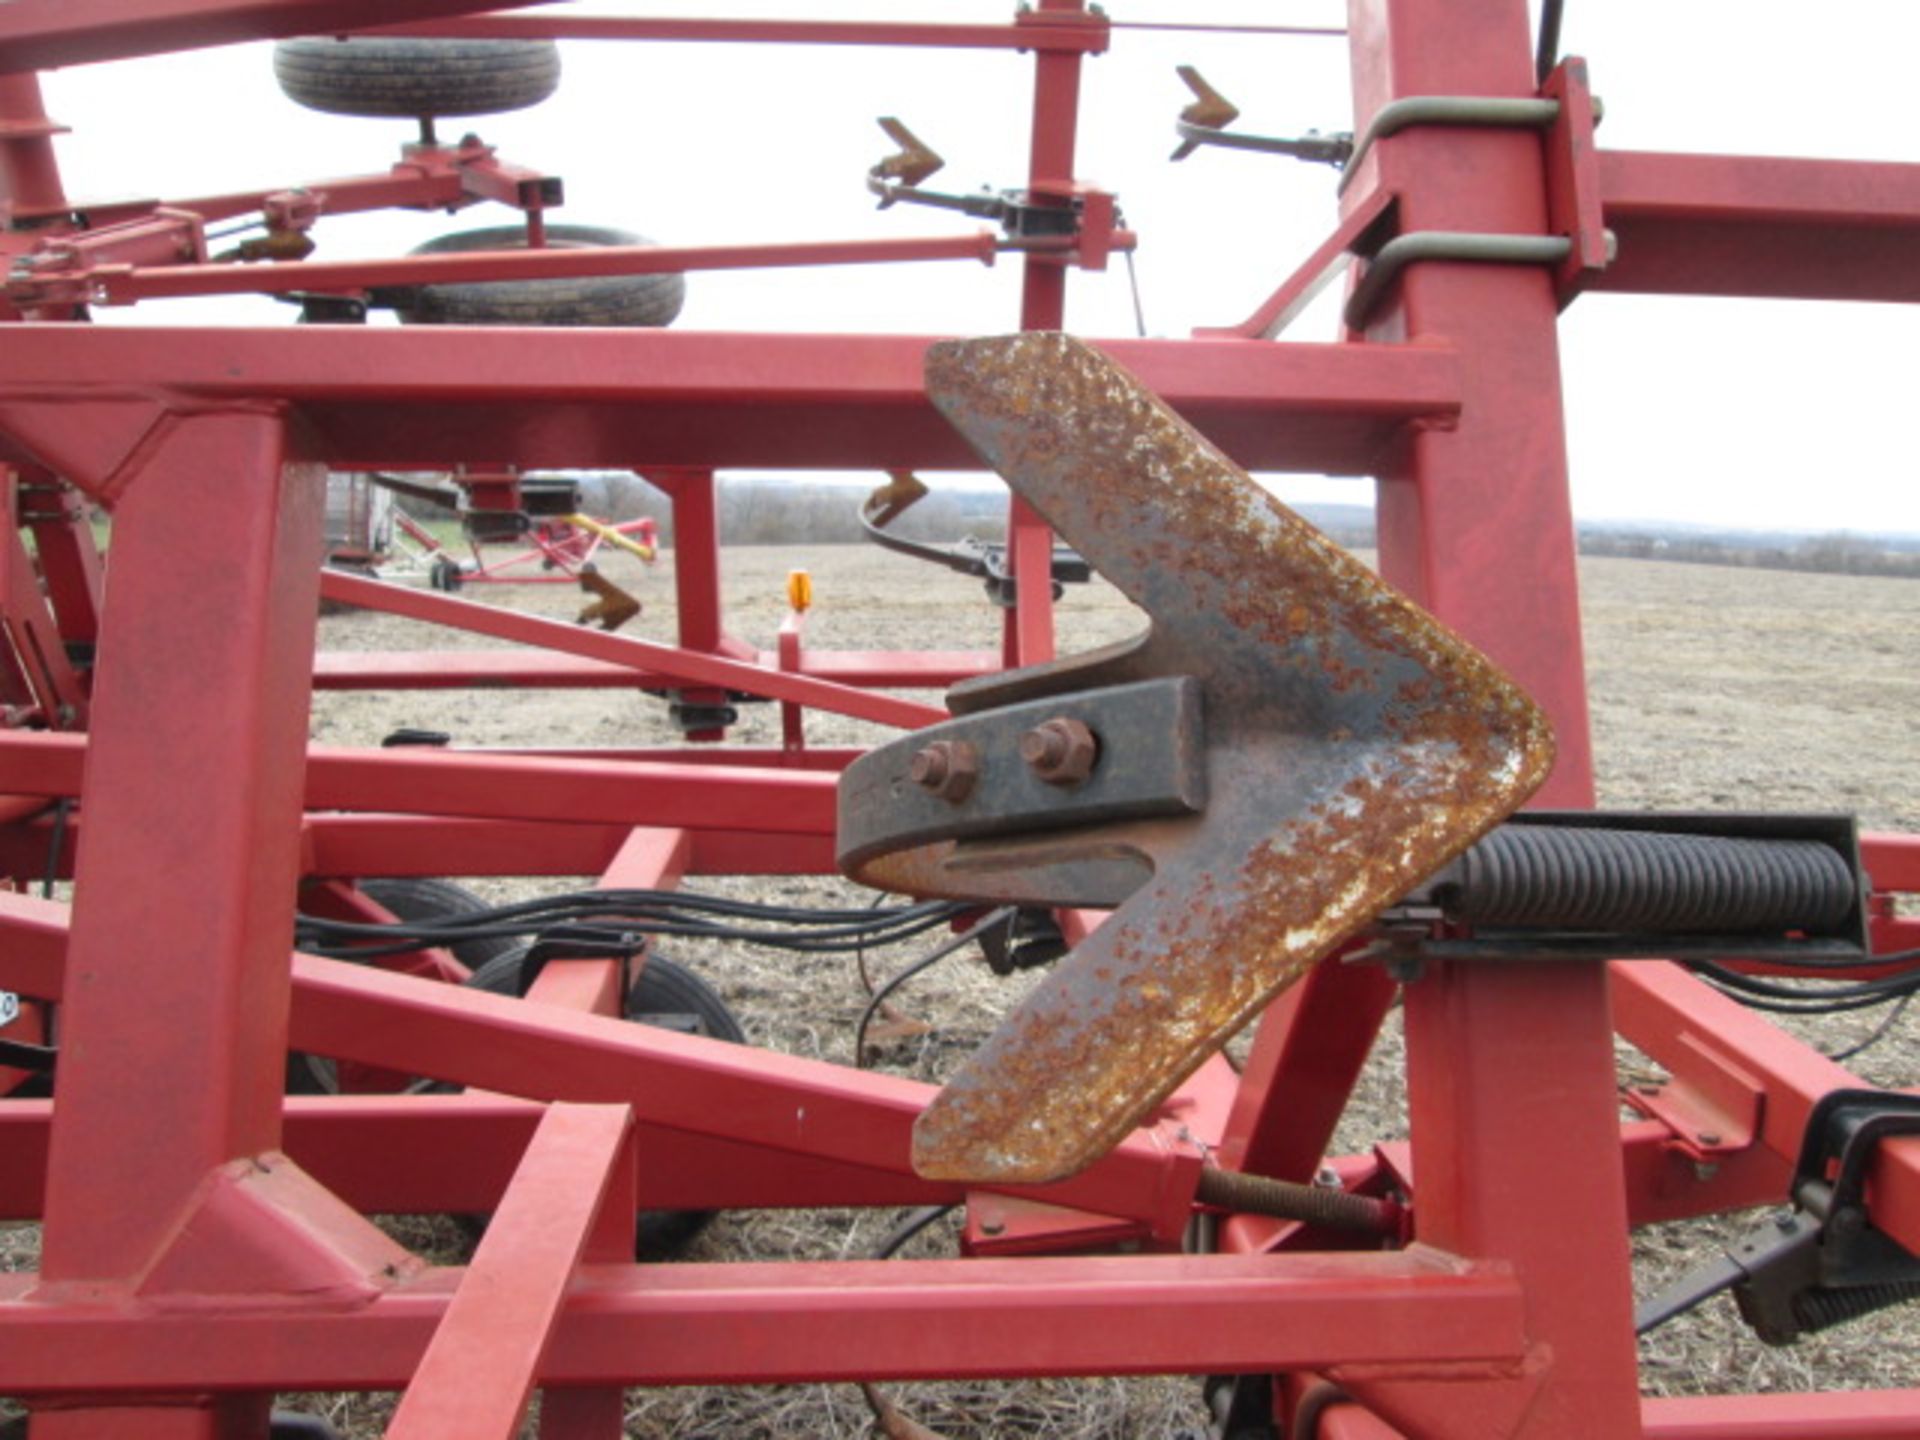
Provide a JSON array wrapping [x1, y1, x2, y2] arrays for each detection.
[[7, 540, 1917, 1436]]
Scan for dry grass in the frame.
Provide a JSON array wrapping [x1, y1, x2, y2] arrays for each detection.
[[7, 541, 1917, 1433]]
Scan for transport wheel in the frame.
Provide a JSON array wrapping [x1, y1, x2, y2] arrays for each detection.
[[465, 948, 746, 1256], [393, 224, 687, 329], [428, 554, 465, 592], [286, 878, 518, 1095], [272, 37, 560, 119]]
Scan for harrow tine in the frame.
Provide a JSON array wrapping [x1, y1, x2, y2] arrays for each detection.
[[838, 333, 1555, 1184]]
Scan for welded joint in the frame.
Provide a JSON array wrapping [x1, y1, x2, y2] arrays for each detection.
[[1148, 1117, 1211, 1246]]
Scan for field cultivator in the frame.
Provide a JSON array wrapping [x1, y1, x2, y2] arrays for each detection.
[[370, 470, 660, 613], [1, 3, 1918, 1438]]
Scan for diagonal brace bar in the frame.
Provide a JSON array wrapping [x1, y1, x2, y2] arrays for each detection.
[[387, 1103, 635, 1440], [319, 568, 944, 731]]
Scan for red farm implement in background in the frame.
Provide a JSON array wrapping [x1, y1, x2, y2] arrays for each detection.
[[0, 3, 1918, 1438]]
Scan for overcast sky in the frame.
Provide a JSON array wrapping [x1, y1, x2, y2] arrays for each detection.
[[34, 1, 1920, 535]]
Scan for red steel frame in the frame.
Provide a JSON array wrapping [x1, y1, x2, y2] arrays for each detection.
[[0, 2, 1917, 1437]]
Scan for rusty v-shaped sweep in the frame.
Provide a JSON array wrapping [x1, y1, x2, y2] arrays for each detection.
[[838, 333, 1555, 1185]]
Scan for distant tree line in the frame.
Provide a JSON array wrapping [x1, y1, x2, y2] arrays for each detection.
[[1579, 527, 1920, 579], [565, 475, 1020, 547], [391, 473, 1920, 579], [567, 477, 1386, 550]]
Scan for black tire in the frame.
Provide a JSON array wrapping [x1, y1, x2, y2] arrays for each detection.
[[429, 554, 465, 592], [270, 1413, 345, 1440], [469, 946, 745, 1039], [273, 37, 560, 119], [287, 877, 517, 1095], [358, 878, 521, 970], [464, 948, 744, 1256], [394, 224, 687, 329]]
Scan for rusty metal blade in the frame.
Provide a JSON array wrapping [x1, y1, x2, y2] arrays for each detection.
[[841, 333, 1554, 1186], [1176, 65, 1241, 130], [875, 117, 946, 187]]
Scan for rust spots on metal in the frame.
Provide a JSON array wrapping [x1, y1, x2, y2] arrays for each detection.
[[847, 333, 1553, 1185], [909, 738, 979, 803], [1019, 716, 1098, 786]]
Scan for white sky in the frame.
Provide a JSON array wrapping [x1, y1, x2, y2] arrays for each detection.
[[33, 1, 1920, 535]]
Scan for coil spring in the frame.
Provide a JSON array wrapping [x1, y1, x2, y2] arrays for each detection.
[[1193, 1167, 1397, 1236], [1439, 826, 1856, 936], [1792, 1279, 1920, 1336]]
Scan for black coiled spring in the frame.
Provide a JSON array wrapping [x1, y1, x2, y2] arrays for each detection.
[[1792, 1279, 1920, 1337], [1437, 826, 1856, 936]]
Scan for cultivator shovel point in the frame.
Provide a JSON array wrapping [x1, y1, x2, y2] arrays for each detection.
[[838, 333, 1558, 1184]]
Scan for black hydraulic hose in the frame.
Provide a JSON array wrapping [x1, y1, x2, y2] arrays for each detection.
[[856, 908, 1014, 1065]]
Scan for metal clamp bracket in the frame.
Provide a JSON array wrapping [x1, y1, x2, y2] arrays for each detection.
[[1336, 94, 1578, 196], [867, 119, 1133, 269], [1344, 231, 1577, 331], [1635, 1089, 1920, 1341]]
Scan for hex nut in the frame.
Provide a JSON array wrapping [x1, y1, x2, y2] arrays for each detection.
[[909, 739, 979, 803], [1019, 717, 1098, 786]]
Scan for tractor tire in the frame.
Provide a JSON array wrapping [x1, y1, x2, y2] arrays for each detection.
[[286, 877, 518, 1095], [465, 948, 745, 1256], [394, 224, 687, 329], [272, 37, 560, 119]]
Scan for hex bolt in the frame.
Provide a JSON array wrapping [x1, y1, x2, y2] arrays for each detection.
[[1019, 716, 1098, 786], [909, 739, 978, 803]]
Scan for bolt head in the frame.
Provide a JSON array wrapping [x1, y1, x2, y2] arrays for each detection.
[[909, 745, 949, 788]]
